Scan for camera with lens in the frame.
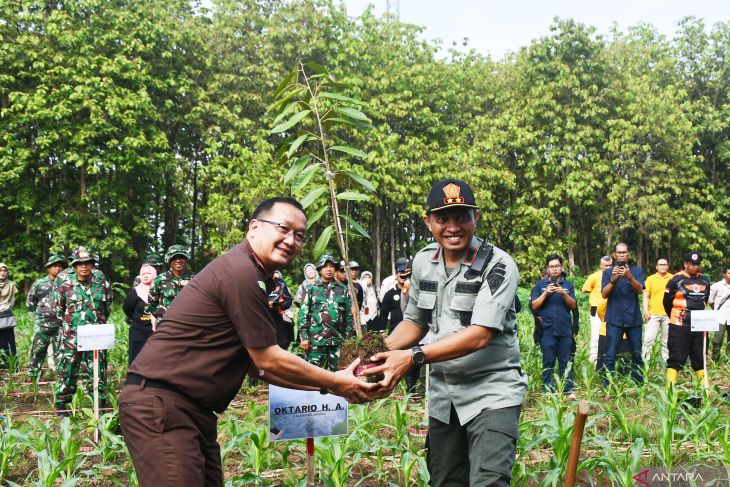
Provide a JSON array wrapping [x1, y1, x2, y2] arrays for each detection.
[[615, 260, 627, 269]]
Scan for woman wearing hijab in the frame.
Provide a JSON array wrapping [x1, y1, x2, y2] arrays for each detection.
[[0, 263, 19, 369], [123, 264, 158, 365], [359, 271, 380, 331]]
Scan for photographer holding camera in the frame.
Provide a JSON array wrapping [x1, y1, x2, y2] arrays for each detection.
[[601, 242, 645, 385], [530, 254, 577, 394]]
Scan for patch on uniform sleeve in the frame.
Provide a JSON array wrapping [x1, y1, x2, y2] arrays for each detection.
[[486, 263, 507, 294], [420, 280, 438, 293], [455, 282, 480, 294]]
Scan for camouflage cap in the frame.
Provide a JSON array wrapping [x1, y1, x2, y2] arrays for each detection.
[[316, 253, 336, 269], [44, 254, 66, 267], [144, 253, 165, 266], [70, 246, 96, 266], [164, 245, 190, 264]]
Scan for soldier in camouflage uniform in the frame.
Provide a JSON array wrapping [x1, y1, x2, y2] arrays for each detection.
[[26, 254, 67, 380], [298, 254, 355, 371], [145, 245, 196, 322], [53, 247, 112, 414]]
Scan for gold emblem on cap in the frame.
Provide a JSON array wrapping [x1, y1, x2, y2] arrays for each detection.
[[442, 182, 465, 205]]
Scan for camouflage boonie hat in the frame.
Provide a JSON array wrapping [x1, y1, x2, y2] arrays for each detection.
[[44, 254, 66, 267], [316, 253, 336, 270], [70, 247, 95, 266], [164, 245, 190, 264], [144, 253, 165, 266]]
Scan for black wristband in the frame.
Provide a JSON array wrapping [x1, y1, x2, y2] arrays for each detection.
[[319, 387, 328, 395]]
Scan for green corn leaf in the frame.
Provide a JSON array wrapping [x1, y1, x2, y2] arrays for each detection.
[[339, 170, 375, 192], [319, 92, 364, 105], [291, 164, 319, 194], [334, 106, 370, 122], [283, 156, 310, 184], [299, 186, 327, 209], [336, 191, 369, 201], [270, 110, 311, 134], [312, 225, 334, 256], [286, 134, 310, 159], [330, 146, 368, 159], [307, 206, 328, 230], [342, 214, 370, 238]]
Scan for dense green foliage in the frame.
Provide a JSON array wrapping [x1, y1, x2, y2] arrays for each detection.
[[2, 0, 729, 288]]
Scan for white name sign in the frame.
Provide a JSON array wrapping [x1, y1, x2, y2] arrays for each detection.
[[269, 385, 348, 441], [76, 324, 116, 351], [690, 310, 721, 332]]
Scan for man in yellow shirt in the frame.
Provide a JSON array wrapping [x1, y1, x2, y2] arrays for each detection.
[[642, 258, 672, 362], [582, 256, 612, 365]]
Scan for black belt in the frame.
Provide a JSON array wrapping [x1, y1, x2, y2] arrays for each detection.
[[126, 373, 183, 395]]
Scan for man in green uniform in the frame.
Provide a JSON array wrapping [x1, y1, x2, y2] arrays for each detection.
[[53, 247, 112, 414], [145, 245, 196, 323], [299, 254, 355, 371], [366, 179, 528, 486], [26, 254, 66, 380]]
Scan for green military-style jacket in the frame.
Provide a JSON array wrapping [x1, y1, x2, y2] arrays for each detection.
[[404, 237, 528, 425], [53, 270, 112, 333], [27, 276, 62, 328], [145, 269, 196, 319], [298, 278, 354, 347]]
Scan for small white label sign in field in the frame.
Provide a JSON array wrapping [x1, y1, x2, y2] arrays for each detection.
[[268, 385, 348, 441], [690, 310, 721, 332], [76, 324, 116, 351]]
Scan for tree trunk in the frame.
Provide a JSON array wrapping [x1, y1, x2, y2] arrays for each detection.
[[388, 200, 395, 276], [373, 203, 382, 288]]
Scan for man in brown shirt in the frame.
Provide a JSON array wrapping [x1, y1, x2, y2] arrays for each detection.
[[119, 197, 376, 486]]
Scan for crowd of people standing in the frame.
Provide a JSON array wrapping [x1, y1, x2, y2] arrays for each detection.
[[530, 244, 730, 393]]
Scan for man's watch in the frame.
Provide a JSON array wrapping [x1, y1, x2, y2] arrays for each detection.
[[411, 345, 426, 366]]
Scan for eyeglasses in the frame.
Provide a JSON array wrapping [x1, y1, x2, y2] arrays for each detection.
[[258, 219, 307, 245], [548, 264, 562, 269]]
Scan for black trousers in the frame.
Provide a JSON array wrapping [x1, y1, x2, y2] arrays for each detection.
[[0, 328, 17, 368], [667, 325, 707, 371], [128, 328, 153, 366]]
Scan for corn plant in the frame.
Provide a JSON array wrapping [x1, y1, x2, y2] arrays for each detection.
[[26, 417, 87, 486], [519, 392, 575, 484], [580, 436, 646, 486], [314, 434, 364, 487], [0, 416, 29, 479]]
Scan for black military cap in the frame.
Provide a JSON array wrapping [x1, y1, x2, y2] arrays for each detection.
[[425, 179, 478, 213], [683, 251, 701, 264]]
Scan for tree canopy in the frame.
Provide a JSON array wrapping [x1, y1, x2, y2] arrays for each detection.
[[2, 0, 729, 287]]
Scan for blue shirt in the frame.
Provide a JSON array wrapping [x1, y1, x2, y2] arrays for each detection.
[[602, 265, 645, 327], [530, 278, 576, 337]]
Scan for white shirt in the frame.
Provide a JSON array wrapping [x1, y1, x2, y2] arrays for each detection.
[[710, 279, 730, 321], [379, 274, 396, 300]]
